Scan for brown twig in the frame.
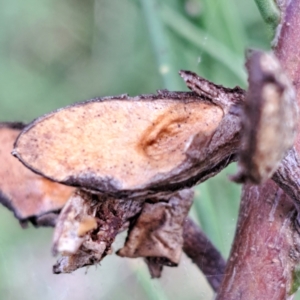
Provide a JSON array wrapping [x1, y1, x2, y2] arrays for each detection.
[[179, 70, 244, 113], [183, 218, 226, 292]]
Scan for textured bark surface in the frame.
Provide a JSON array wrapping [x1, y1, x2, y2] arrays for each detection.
[[218, 1, 300, 299], [217, 182, 300, 299], [0, 122, 74, 225], [13, 88, 244, 199], [273, 148, 300, 215]]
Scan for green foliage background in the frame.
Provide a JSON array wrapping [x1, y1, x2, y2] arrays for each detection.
[[0, 0, 294, 299]]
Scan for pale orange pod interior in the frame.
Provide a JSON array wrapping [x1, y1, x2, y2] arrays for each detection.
[[14, 93, 223, 195]]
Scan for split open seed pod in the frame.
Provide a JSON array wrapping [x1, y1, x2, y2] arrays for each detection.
[[13, 87, 243, 198], [0, 122, 74, 226]]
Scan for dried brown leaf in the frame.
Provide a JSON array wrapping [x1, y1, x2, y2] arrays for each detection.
[[144, 257, 164, 278], [117, 189, 194, 266], [53, 190, 143, 273]]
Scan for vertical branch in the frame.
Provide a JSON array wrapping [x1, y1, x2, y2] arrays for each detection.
[[218, 0, 300, 298], [217, 182, 300, 299]]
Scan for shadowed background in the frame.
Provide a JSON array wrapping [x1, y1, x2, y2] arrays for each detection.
[[0, 0, 283, 299]]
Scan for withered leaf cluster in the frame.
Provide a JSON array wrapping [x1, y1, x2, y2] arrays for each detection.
[[0, 49, 298, 294]]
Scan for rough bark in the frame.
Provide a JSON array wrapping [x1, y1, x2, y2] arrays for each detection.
[[218, 1, 300, 299], [273, 148, 300, 217], [217, 182, 300, 299]]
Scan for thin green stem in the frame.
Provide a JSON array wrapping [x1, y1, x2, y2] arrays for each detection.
[[139, 0, 181, 90], [161, 5, 247, 85], [254, 0, 280, 32]]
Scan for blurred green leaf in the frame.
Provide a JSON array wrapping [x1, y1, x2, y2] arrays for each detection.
[[161, 5, 247, 86], [139, 0, 182, 90]]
